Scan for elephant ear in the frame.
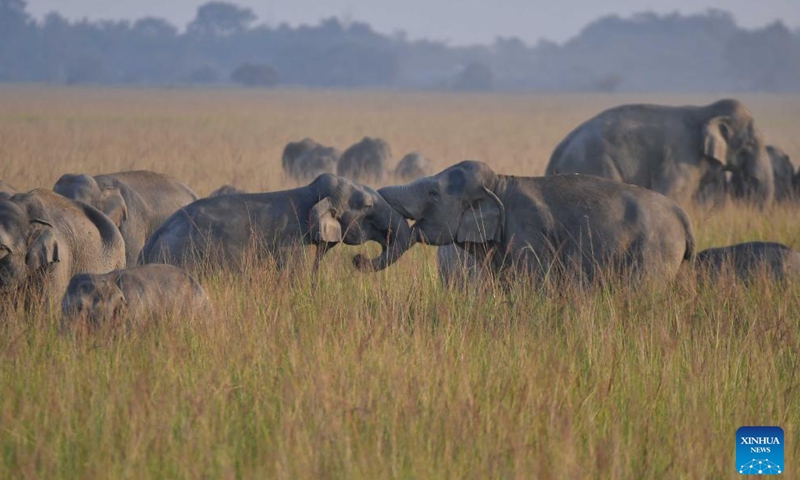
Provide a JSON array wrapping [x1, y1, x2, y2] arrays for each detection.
[[702, 116, 731, 164], [308, 197, 342, 243], [25, 220, 60, 271], [456, 188, 505, 244], [98, 187, 128, 227]]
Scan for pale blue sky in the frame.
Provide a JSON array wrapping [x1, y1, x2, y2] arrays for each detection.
[[25, 0, 800, 45]]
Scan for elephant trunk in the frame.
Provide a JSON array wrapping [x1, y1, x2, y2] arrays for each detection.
[[354, 213, 415, 272], [378, 181, 430, 221]]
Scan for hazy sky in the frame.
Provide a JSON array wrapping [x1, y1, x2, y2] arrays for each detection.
[[25, 0, 800, 45]]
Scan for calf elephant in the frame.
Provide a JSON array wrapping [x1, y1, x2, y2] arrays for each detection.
[[376, 161, 695, 285], [545, 99, 774, 206], [60, 264, 213, 331], [337, 137, 391, 182], [282, 138, 340, 181], [696, 242, 800, 282], [54, 171, 199, 266], [0, 189, 125, 301], [140, 174, 414, 272]]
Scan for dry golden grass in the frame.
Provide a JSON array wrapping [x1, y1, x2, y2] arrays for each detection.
[[1, 86, 799, 479]]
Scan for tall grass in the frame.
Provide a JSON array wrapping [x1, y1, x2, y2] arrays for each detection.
[[1, 87, 799, 478]]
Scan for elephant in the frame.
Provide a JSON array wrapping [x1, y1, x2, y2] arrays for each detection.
[[282, 138, 340, 181], [545, 99, 774, 207], [140, 174, 414, 272], [376, 161, 695, 285], [337, 137, 391, 182], [54, 170, 199, 266], [764, 145, 796, 202], [60, 264, 213, 332], [695, 242, 800, 282], [208, 185, 245, 197], [0, 189, 126, 301], [395, 152, 432, 181], [436, 244, 486, 288], [0, 180, 17, 199]]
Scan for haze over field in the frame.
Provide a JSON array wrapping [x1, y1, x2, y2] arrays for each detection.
[[3, 0, 800, 91], [25, 0, 800, 45]]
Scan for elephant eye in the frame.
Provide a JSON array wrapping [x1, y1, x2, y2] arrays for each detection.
[[429, 190, 439, 200]]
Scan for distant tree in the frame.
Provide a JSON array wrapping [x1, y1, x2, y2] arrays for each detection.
[[724, 21, 800, 91], [230, 63, 278, 86], [188, 66, 219, 83], [592, 74, 623, 93], [0, 0, 35, 80], [451, 62, 494, 91], [66, 56, 105, 84], [188, 2, 256, 37], [133, 17, 178, 39]]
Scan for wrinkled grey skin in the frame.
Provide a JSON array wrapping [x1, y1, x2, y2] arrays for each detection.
[[763, 145, 796, 202], [282, 138, 340, 182], [379, 161, 695, 284], [0, 189, 125, 301], [395, 152, 432, 181], [60, 264, 213, 331], [337, 137, 391, 183], [54, 171, 199, 266], [696, 242, 800, 282], [141, 174, 414, 272], [208, 185, 245, 197], [0, 181, 17, 199], [546, 99, 774, 207]]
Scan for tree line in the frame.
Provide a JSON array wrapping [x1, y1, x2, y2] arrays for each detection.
[[1, 0, 799, 91]]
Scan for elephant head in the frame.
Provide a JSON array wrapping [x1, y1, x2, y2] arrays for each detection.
[[309, 174, 415, 271], [61, 273, 126, 330], [0, 195, 60, 291], [378, 161, 505, 247], [54, 174, 128, 227], [701, 99, 773, 206]]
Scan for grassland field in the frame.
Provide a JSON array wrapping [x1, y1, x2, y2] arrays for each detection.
[[1, 86, 799, 478]]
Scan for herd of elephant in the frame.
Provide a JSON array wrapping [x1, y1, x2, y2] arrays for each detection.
[[1, 98, 799, 331]]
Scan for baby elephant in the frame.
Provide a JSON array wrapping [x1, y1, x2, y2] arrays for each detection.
[[61, 264, 212, 331], [696, 242, 800, 282]]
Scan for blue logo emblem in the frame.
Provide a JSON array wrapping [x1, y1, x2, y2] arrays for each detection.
[[737, 426, 784, 475]]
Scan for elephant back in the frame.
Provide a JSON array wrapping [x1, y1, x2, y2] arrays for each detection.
[[337, 137, 391, 182]]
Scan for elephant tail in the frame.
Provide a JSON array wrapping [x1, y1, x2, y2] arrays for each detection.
[[676, 206, 696, 264]]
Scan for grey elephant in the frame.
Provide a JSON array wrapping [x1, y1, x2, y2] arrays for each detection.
[[436, 244, 486, 288], [54, 171, 199, 266], [337, 137, 391, 182], [375, 161, 695, 285], [140, 174, 414, 272], [0, 189, 125, 301], [395, 152, 432, 181], [696, 242, 800, 282], [764, 146, 796, 202], [545, 99, 774, 206], [0, 180, 17, 199], [282, 138, 340, 181], [60, 264, 213, 332], [208, 185, 245, 197]]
